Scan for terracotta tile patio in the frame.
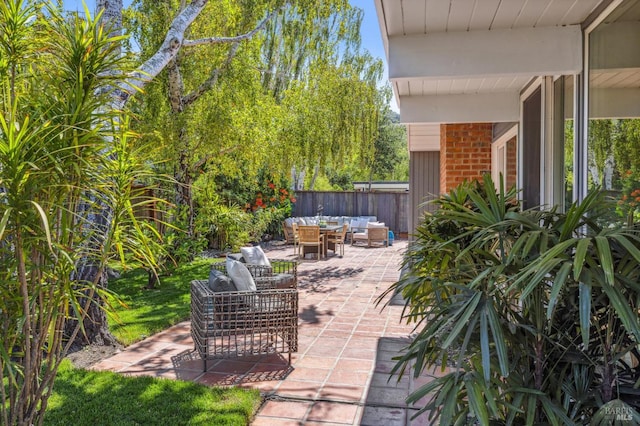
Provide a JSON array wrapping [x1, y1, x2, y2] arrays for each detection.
[[92, 238, 445, 425]]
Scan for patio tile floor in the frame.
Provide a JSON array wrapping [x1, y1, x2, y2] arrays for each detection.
[[91, 238, 444, 425]]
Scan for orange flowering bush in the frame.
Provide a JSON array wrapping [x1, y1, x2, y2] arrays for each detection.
[[246, 179, 297, 239], [249, 180, 296, 213]]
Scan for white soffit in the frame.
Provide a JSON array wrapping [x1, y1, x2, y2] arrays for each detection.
[[395, 75, 532, 97], [379, 0, 604, 37]]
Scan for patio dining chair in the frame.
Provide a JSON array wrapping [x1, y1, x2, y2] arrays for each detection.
[[327, 223, 348, 257], [297, 225, 324, 260], [283, 221, 295, 244], [291, 223, 300, 257]]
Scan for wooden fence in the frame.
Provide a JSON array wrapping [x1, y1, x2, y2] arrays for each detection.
[[292, 191, 409, 235]]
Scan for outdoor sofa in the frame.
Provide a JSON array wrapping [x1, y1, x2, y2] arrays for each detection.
[[283, 215, 377, 244]]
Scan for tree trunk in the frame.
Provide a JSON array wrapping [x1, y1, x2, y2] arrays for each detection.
[[308, 163, 320, 190], [97, 0, 123, 38], [292, 165, 305, 190], [65, 199, 118, 347], [71, 267, 117, 347], [175, 137, 195, 238], [63, 0, 125, 348]]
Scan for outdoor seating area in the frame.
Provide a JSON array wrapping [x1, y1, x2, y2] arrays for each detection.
[[284, 216, 389, 260], [91, 238, 437, 425], [283, 216, 377, 243]]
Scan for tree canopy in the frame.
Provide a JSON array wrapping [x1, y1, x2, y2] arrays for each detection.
[[124, 0, 394, 257]]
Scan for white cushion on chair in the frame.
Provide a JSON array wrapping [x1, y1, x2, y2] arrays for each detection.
[[240, 245, 271, 267], [226, 258, 257, 292], [367, 221, 386, 229]]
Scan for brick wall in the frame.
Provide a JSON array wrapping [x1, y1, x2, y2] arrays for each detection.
[[440, 123, 493, 193]]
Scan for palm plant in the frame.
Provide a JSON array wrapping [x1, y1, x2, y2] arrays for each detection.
[[381, 175, 640, 425], [0, 2, 161, 425]]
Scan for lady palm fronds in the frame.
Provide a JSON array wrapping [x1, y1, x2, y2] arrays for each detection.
[[380, 175, 640, 425]]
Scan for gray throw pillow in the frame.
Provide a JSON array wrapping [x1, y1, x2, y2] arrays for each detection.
[[208, 268, 236, 292], [240, 245, 271, 267], [226, 258, 257, 292]]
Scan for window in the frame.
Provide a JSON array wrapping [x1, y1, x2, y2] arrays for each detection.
[[492, 126, 517, 192], [552, 76, 575, 210], [522, 87, 542, 209], [587, 0, 640, 220]]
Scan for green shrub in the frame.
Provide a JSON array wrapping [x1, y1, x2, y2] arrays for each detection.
[[164, 204, 208, 263]]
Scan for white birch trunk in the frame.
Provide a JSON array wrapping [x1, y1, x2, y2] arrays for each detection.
[[589, 165, 600, 189], [97, 0, 122, 41], [291, 166, 305, 190], [604, 155, 614, 190], [111, 0, 210, 110]]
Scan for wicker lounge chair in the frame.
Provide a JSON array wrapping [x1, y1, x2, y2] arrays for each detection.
[[352, 222, 389, 247], [191, 258, 298, 371]]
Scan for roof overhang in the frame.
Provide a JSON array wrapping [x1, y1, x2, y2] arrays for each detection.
[[374, 0, 607, 124]]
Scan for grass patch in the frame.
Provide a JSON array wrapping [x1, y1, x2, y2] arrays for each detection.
[[46, 360, 261, 425], [108, 258, 218, 346]]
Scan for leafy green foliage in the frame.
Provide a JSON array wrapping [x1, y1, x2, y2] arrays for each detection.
[[380, 175, 640, 424], [164, 204, 209, 264], [45, 359, 260, 425], [324, 103, 408, 188], [126, 0, 382, 261], [196, 201, 253, 252], [125, 0, 385, 258]]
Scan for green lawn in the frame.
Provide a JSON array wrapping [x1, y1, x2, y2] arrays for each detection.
[[45, 360, 261, 426], [108, 258, 218, 346]]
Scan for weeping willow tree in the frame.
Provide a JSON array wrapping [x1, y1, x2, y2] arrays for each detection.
[[261, 4, 385, 189], [278, 57, 384, 189]]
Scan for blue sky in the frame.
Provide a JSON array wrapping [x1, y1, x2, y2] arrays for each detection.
[[62, 1, 395, 110]]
